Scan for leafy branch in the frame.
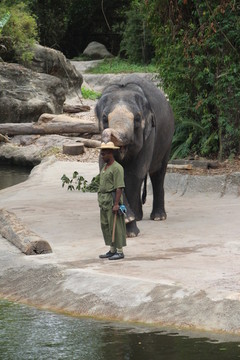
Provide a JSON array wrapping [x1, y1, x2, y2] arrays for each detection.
[[61, 172, 100, 192]]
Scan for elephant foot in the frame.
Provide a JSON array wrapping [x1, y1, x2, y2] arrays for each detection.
[[126, 220, 140, 237], [150, 211, 167, 221], [125, 215, 135, 224]]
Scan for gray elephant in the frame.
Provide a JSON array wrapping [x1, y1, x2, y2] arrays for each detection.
[[95, 74, 174, 237]]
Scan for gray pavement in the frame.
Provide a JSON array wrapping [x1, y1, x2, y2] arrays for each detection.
[[0, 157, 240, 337]]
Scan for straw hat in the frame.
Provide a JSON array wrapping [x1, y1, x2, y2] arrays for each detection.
[[97, 141, 120, 150]]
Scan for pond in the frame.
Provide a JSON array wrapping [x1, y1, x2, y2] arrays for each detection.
[[0, 164, 31, 190], [0, 300, 240, 360]]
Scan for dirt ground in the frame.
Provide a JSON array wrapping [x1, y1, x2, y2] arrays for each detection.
[[55, 147, 240, 177]]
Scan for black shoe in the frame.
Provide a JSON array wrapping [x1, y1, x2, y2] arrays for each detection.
[[99, 251, 116, 259], [108, 252, 124, 260]]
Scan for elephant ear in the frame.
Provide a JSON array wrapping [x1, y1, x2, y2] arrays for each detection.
[[134, 93, 155, 141], [95, 93, 109, 131], [143, 110, 155, 141]]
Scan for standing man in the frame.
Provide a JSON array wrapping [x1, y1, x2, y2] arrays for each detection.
[[97, 142, 126, 260]]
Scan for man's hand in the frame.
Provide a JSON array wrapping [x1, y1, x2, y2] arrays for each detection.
[[112, 204, 120, 214]]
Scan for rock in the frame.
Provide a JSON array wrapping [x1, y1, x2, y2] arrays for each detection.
[[25, 44, 83, 95], [83, 41, 113, 59], [0, 134, 98, 166], [0, 142, 42, 166], [0, 63, 66, 123]]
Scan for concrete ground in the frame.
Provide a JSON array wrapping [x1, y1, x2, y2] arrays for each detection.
[[0, 157, 240, 338]]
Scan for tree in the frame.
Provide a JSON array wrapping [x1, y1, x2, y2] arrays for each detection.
[[120, 0, 154, 63], [146, 0, 240, 159]]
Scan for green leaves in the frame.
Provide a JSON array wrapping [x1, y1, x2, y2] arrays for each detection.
[[81, 86, 101, 100], [61, 172, 100, 192]]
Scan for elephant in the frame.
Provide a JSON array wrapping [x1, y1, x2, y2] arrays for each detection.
[[95, 74, 175, 237]]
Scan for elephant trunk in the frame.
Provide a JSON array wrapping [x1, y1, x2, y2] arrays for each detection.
[[102, 104, 134, 146], [101, 128, 131, 146]]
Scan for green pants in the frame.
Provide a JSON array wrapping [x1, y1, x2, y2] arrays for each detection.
[[100, 208, 126, 249]]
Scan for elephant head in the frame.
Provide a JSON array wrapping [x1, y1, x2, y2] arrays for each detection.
[[95, 82, 155, 162]]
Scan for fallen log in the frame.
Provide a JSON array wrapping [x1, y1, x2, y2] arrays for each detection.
[[63, 104, 91, 113], [167, 164, 193, 170], [0, 133, 10, 142], [168, 159, 220, 169], [0, 119, 99, 136], [0, 209, 52, 255], [76, 138, 101, 148], [37, 113, 96, 125]]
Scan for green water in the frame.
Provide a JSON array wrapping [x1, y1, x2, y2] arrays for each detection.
[[0, 165, 30, 190], [1, 300, 240, 360]]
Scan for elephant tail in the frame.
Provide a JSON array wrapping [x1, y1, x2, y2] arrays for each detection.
[[142, 175, 147, 205]]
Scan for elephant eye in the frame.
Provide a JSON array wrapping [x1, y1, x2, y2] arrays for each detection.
[[102, 114, 109, 128], [135, 113, 141, 121], [134, 113, 141, 127]]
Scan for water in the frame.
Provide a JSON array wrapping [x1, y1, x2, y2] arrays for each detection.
[[0, 300, 240, 360], [0, 165, 31, 190]]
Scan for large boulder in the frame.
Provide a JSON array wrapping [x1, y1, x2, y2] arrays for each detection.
[[0, 63, 65, 123], [25, 44, 83, 95], [83, 42, 113, 59]]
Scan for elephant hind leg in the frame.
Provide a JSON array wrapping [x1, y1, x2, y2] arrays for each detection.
[[149, 156, 169, 221]]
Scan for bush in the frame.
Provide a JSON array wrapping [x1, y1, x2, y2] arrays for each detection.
[[0, 1, 38, 62], [81, 86, 101, 100]]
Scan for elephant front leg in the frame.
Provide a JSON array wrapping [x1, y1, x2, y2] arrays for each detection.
[[126, 220, 140, 237], [122, 190, 140, 237], [123, 177, 142, 237]]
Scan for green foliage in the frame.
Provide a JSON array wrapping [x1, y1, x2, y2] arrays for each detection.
[[81, 86, 101, 100], [0, 12, 11, 34], [146, 0, 240, 159], [87, 57, 157, 74], [61, 172, 100, 192], [0, 1, 38, 62], [120, 0, 154, 63]]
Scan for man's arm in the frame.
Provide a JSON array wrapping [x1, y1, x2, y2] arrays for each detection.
[[112, 188, 122, 213]]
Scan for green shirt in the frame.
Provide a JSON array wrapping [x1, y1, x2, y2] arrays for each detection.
[[98, 161, 125, 210]]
